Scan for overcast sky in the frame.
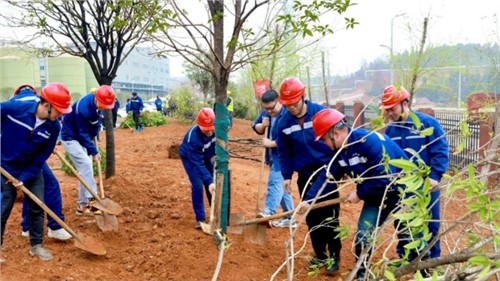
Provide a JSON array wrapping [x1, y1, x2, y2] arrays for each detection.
[[169, 0, 499, 77], [325, 0, 500, 75], [1, 0, 498, 78]]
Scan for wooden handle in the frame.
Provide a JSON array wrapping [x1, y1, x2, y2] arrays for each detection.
[[53, 150, 101, 200], [0, 167, 80, 240], [241, 196, 346, 226], [256, 126, 269, 215], [94, 138, 105, 199]]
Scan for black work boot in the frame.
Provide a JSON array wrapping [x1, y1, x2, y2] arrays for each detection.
[[325, 253, 340, 275]]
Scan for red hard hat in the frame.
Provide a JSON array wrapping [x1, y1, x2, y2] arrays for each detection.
[[380, 85, 410, 109], [197, 108, 215, 131], [95, 85, 116, 109], [40, 82, 72, 114], [279, 77, 305, 105], [312, 109, 345, 142], [14, 84, 37, 96]]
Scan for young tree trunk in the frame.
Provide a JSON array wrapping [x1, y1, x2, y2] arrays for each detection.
[[322, 51, 330, 107]]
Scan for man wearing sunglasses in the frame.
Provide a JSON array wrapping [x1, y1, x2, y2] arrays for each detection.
[[252, 90, 295, 228], [276, 77, 341, 275]]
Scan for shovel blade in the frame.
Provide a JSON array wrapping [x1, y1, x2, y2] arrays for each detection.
[[244, 224, 267, 245], [227, 213, 245, 234], [200, 222, 213, 235], [93, 199, 123, 216], [95, 213, 119, 232], [74, 233, 107, 256]]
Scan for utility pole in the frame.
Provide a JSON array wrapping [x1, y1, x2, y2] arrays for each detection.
[[390, 13, 406, 85]]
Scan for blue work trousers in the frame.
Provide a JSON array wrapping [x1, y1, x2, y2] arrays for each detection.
[[263, 165, 294, 216], [298, 173, 341, 261], [357, 195, 423, 261], [181, 157, 213, 221], [1, 172, 45, 246], [21, 163, 64, 232]]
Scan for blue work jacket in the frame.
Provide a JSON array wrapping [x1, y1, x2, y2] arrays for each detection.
[[308, 128, 408, 204], [276, 100, 331, 180], [60, 93, 100, 156], [252, 107, 287, 170], [385, 111, 449, 182], [155, 98, 162, 110], [130, 96, 144, 113], [1, 99, 60, 183], [179, 125, 216, 186]]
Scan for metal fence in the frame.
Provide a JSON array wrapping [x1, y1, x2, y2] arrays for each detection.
[[434, 110, 480, 169], [340, 106, 480, 170]]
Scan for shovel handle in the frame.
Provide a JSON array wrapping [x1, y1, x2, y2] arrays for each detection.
[[53, 150, 101, 200], [240, 196, 346, 226], [256, 127, 268, 215], [94, 138, 105, 199], [0, 167, 80, 240]]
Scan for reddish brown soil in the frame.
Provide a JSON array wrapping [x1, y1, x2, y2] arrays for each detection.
[[0, 118, 463, 281]]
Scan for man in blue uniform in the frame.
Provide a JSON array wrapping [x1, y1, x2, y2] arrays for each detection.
[[60, 85, 116, 216], [1, 82, 72, 262], [130, 92, 144, 132], [180, 108, 216, 229], [155, 95, 163, 112], [10, 85, 71, 241], [276, 77, 341, 275], [381, 85, 449, 259], [252, 89, 295, 228], [311, 108, 425, 280], [112, 97, 120, 129]]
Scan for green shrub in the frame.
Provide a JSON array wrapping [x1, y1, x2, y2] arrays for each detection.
[[171, 85, 201, 121], [61, 148, 106, 177], [120, 111, 167, 129]]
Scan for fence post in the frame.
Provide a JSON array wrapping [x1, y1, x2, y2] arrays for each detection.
[[467, 92, 499, 188], [416, 108, 435, 117], [353, 101, 365, 128], [335, 101, 345, 114]]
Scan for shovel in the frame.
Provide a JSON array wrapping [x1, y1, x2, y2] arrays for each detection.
[[53, 150, 122, 216], [229, 128, 270, 244], [94, 140, 119, 232], [229, 196, 346, 243], [200, 169, 217, 235], [0, 167, 106, 256]]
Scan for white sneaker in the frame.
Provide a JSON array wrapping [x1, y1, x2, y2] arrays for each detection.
[[29, 244, 53, 261], [272, 218, 298, 228], [21, 230, 29, 237], [48, 228, 72, 240]]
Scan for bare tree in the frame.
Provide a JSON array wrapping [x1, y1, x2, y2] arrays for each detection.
[[2, 0, 167, 177], [151, 0, 356, 232]]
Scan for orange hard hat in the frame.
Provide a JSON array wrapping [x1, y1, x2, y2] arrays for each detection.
[[95, 85, 116, 109], [380, 85, 410, 109], [40, 82, 72, 114], [312, 109, 346, 142], [279, 77, 305, 105], [14, 84, 37, 96], [197, 108, 215, 131]]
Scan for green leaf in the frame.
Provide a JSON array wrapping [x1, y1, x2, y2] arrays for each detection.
[[414, 270, 424, 281], [403, 240, 421, 250], [408, 217, 424, 227], [409, 111, 422, 129], [419, 127, 434, 136], [454, 141, 465, 154], [468, 255, 490, 266], [389, 159, 418, 171], [477, 265, 491, 278], [384, 270, 396, 281]]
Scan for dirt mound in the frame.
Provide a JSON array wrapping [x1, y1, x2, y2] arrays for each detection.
[[0, 118, 462, 281]]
